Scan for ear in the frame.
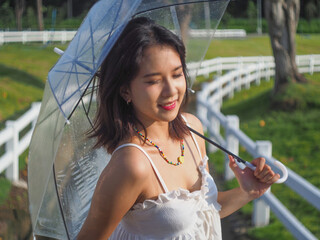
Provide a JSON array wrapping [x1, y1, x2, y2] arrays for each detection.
[[120, 85, 131, 104]]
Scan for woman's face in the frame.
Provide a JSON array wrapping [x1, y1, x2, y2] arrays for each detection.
[[126, 45, 186, 126]]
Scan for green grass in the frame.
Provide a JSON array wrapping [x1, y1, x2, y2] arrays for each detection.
[[209, 73, 320, 239], [0, 43, 66, 81], [204, 34, 320, 59], [0, 64, 44, 123]]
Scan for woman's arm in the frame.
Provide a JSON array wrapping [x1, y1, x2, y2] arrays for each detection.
[[77, 147, 149, 239], [218, 155, 280, 218], [182, 113, 280, 218]]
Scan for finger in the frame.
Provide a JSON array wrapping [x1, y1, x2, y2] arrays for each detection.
[[228, 155, 236, 168], [260, 171, 275, 183], [228, 155, 241, 173], [266, 173, 280, 184], [251, 157, 265, 176], [256, 164, 272, 179]]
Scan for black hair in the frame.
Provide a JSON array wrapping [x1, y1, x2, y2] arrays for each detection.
[[90, 17, 190, 153]]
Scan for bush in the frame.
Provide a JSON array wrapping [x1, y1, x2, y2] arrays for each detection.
[[219, 18, 320, 34]]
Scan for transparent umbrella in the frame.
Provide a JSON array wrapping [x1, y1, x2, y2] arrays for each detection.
[[28, 0, 230, 239]]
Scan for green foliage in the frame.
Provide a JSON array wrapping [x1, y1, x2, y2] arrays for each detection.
[[219, 17, 320, 34], [246, 1, 257, 20], [0, 0, 15, 29], [210, 73, 320, 239], [297, 19, 320, 34], [0, 177, 11, 205]]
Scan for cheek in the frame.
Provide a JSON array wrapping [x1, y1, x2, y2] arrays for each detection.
[[178, 78, 187, 95]]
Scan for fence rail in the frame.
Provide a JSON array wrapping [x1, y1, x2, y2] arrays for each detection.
[[0, 103, 40, 182], [0, 29, 246, 45], [195, 54, 320, 239]]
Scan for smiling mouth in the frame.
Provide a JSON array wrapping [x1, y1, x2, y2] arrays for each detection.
[[159, 101, 177, 110]]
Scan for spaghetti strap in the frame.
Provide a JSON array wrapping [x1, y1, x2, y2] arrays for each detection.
[[113, 143, 169, 193], [181, 115, 203, 160]]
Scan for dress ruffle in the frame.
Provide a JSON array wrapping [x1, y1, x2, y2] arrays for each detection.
[[109, 156, 222, 240]]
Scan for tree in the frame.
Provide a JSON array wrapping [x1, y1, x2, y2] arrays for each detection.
[[264, 0, 307, 94], [36, 0, 44, 30], [15, 0, 25, 30]]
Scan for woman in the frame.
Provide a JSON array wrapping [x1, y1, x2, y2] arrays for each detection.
[[77, 17, 279, 239]]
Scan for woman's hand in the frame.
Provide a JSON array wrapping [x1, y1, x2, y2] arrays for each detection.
[[228, 155, 280, 200]]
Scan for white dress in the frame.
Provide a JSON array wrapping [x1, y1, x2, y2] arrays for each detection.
[[109, 132, 222, 240]]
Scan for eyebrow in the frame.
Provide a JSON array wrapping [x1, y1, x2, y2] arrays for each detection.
[[142, 65, 183, 78]]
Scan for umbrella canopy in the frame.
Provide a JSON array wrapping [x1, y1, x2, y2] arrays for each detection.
[[28, 0, 229, 239]]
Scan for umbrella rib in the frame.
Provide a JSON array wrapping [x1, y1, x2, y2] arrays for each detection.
[[66, 76, 95, 120], [86, 77, 96, 114], [52, 70, 92, 76], [89, 17, 96, 70], [52, 163, 71, 240], [77, 0, 124, 64], [134, 0, 216, 16], [81, 98, 94, 129], [61, 63, 74, 102], [74, 64, 81, 91]]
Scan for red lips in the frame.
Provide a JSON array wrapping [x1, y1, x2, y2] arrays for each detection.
[[160, 101, 176, 110]]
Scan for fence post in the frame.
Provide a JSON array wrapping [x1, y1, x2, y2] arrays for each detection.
[[0, 31, 4, 45], [31, 102, 40, 129], [5, 121, 19, 182], [207, 102, 221, 153], [252, 140, 272, 227], [196, 90, 208, 131], [22, 31, 27, 44], [62, 31, 67, 44], [310, 55, 314, 75], [225, 115, 239, 180], [255, 61, 261, 85]]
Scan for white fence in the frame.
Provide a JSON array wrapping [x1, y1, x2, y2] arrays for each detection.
[[0, 29, 246, 45], [0, 103, 40, 182], [193, 54, 320, 240]]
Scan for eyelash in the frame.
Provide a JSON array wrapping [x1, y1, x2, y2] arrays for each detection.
[[173, 73, 183, 78], [146, 73, 183, 84]]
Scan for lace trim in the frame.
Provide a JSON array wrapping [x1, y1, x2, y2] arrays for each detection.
[[131, 156, 220, 211]]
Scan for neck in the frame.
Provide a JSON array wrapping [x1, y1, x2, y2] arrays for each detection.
[[136, 121, 171, 142]]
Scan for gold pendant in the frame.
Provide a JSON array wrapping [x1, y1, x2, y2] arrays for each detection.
[[178, 156, 184, 164]]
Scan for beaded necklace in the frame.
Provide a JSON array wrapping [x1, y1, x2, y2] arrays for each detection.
[[134, 128, 184, 166]]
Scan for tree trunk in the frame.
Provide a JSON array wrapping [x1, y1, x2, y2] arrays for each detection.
[[37, 0, 44, 31], [67, 0, 73, 19], [15, 0, 25, 31], [264, 0, 307, 94]]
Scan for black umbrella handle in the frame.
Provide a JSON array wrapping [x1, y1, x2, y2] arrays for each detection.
[[187, 126, 247, 164]]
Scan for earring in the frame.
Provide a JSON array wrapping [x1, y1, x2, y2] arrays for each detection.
[[126, 99, 131, 105]]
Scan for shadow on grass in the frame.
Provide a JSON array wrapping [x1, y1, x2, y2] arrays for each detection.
[[0, 64, 44, 89]]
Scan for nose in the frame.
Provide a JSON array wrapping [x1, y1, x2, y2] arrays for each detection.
[[161, 78, 177, 98]]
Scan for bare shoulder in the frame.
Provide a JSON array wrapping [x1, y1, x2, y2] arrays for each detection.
[[100, 145, 151, 184], [182, 112, 204, 135]]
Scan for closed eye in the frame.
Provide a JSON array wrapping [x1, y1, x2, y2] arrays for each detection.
[[145, 80, 160, 85], [173, 73, 183, 79]]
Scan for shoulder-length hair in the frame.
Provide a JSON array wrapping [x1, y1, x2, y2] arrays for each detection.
[[90, 17, 190, 153]]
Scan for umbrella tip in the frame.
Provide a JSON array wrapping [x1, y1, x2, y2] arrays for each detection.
[[65, 118, 70, 125], [188, 88, 195, 94], [54, 47, 64, 56]]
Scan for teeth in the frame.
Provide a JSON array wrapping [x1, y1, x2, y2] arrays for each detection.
[[163, 101, 175, 106], [164, 103, 173, 106]]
